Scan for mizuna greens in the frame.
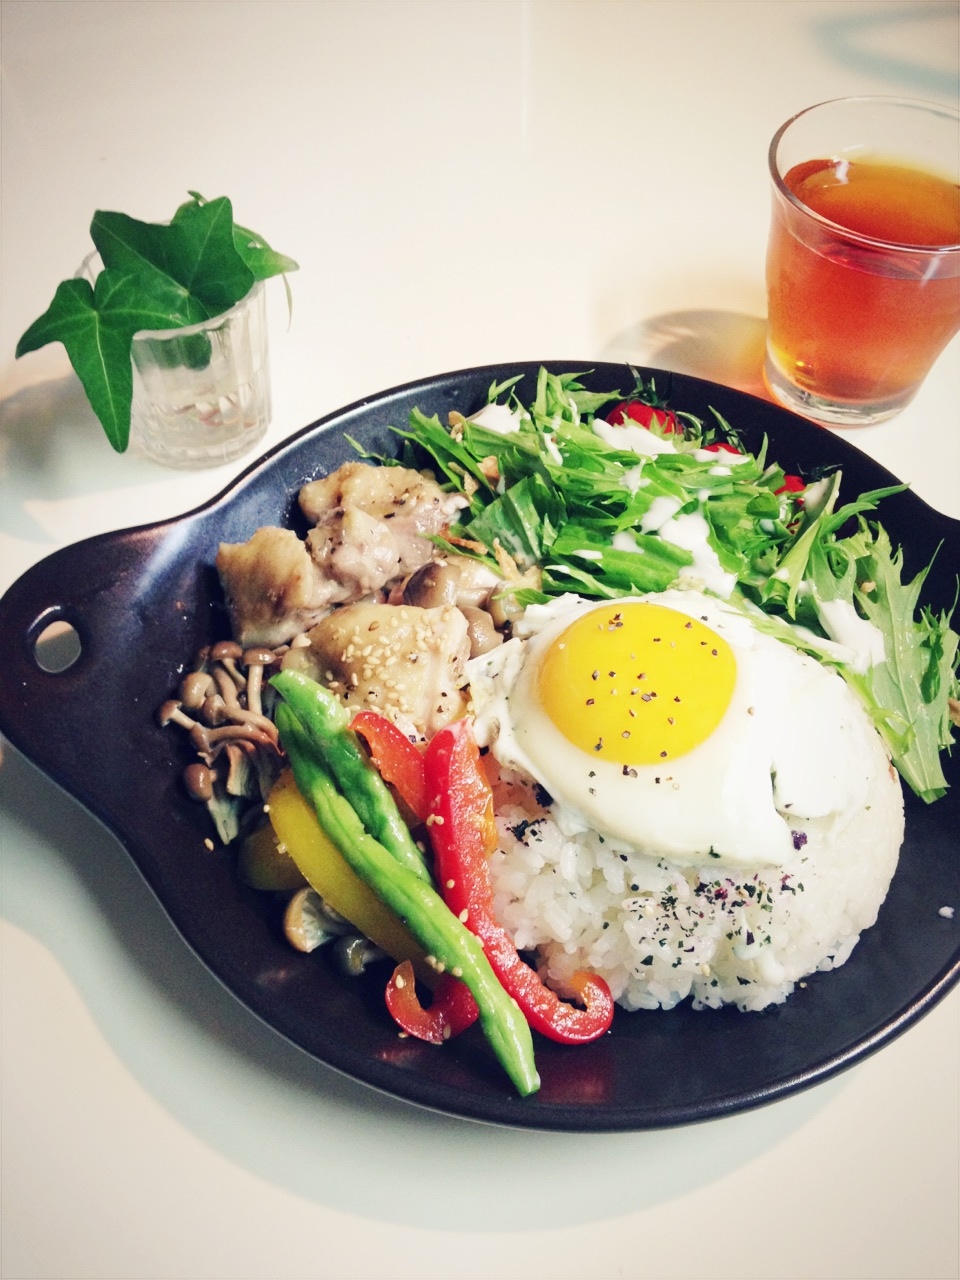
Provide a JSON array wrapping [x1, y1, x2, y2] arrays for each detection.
[[366, 367, 958, 803]]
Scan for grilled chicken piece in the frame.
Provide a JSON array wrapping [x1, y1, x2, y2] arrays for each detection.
[[300, 462, 466, 598], [216, 527, 341, 647], [291, 601, 471, 740]]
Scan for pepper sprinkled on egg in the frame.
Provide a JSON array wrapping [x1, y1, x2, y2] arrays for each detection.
[[535, 602, 737, 764], [466, 588, 887, 872]]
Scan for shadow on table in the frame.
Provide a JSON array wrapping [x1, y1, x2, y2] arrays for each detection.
[[812, 3, 959, 98], [599, 308, 770, 401], [0, 378, 162, 524], [1, 744, 839, 1233]]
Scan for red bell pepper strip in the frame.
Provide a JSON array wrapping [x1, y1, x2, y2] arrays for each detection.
[[350, 710, 428, 822], [384, 960, 479, 1043], [424, 719, 615, 1045], [350, 711, 481, 1042]]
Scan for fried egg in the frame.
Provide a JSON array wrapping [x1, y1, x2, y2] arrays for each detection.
[[466, 590, 890, 869]]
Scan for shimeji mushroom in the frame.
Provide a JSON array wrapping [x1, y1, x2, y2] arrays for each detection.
[[157, 641, 287, 840]]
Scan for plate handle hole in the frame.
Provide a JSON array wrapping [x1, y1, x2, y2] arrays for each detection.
[[34, 620, 82, 673]]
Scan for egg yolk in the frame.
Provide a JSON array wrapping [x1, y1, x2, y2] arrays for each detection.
[[536, 602, 736, 764]]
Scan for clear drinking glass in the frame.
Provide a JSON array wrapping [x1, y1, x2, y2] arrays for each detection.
[[764, 96, 960, 427], [130, 281, 271, 468]]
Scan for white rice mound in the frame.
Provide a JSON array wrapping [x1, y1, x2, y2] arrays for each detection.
[[485, 726, 905, 1013]]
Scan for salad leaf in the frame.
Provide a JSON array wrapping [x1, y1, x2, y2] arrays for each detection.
[[381, 367, 957, 803], [16, 193, 298, 452], [813, 522, 959, 802]]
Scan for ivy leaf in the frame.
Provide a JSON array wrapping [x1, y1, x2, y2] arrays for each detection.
[[92, 196, 255, 318], [18, 192, 298, 452], [15, 271, 198, 451], [182, 191, 299, 280]]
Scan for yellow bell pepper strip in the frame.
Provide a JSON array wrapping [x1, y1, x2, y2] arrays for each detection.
[[275, 701, 541, 1097], [270, 670, 431, 882], [350, 710, 428, 822], [266, 767, 432, 979], [424, 717, 615, 1045], [236, 815, 308, 891], [384, 959, 480, 1043]]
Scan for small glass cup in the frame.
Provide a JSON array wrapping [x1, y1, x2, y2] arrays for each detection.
[[130, 281, 271, 468], [763, 96, 960, 427]]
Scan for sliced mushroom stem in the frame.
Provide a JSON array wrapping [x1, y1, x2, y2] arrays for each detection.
[[211, 666, 279, 741], [158, 700, 199, 732], [190, 721, 276, 759], [242, 646, 277, 717]]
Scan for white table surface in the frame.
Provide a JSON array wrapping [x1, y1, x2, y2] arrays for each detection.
[[2, 4, 958, 1278]]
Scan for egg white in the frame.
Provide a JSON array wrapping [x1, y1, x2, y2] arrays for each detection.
[[466, 590, 891, 870]]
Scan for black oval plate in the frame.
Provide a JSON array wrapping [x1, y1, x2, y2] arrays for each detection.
[[1, 361, 957, 1131]]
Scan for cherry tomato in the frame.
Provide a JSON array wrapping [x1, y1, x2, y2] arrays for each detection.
[[608, 400, 681, 433]]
